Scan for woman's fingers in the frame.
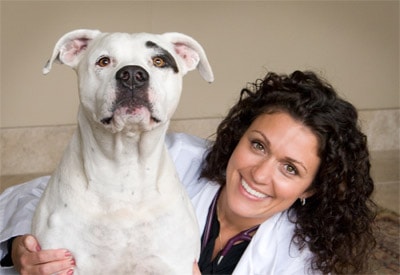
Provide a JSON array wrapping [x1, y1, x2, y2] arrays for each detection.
[[12, 234, 75, 275], [29, 248, 73, 265]]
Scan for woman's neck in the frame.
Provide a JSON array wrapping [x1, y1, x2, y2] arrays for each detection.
[[217, 188, 261, 235], [212, 188, 260, 260]]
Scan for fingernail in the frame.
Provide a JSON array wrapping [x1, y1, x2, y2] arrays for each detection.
[[35, 244, 41, 252], [67, 268, 74, 275], [65, 250, 72, 257], [70, 258, 76, 266]]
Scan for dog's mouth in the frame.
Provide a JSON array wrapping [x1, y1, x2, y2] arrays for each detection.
[[100, 113, 161, 125], [100, 97, 161, 127], [101, 116, 113, 125]]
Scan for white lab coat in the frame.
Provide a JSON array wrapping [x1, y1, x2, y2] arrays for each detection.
[[0, 133, 317, 275]]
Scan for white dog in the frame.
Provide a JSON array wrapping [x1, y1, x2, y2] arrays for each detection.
[[32, 29, 213, 274]]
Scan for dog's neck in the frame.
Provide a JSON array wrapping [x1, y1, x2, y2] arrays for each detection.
[[72, 107, 173, 196]]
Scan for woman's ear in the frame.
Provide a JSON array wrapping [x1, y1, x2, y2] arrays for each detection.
[[299, 190, 315, 205], [300, 189, 315, 201]]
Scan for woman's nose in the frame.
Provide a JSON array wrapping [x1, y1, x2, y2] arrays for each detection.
[[251, 158, 274, 185]]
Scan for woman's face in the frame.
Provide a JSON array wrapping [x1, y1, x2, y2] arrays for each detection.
[[224, 112, 320, 224]]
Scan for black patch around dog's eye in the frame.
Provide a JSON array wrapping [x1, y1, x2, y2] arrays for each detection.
[[146, 41, 179, 73]]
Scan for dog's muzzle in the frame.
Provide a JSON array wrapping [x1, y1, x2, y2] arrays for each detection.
[[101, 65, 159, 125]]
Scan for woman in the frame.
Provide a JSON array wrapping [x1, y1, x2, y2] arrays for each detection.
[[198, 70, 376, 273], [1, 70, 376, 274]]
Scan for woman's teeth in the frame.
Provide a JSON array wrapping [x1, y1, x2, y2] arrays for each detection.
[[241, 180, 267, 199]]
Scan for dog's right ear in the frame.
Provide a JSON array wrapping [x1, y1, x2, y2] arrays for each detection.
[[43, 29, 102, 75]]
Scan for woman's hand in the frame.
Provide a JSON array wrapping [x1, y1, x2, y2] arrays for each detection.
[[11, 234, 75, 275]]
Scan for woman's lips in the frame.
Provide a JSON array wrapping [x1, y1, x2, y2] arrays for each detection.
[[241, 179, 268, 199]]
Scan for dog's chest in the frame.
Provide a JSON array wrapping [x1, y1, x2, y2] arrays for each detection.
[[47, 187, 183, 235], [43, 192, 196, 274]]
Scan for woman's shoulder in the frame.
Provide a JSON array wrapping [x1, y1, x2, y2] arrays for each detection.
[[234, 211, 318, 274], [256, 211, 297, 243]]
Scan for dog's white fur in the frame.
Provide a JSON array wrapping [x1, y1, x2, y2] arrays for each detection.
[[32, 29, 213, 274]]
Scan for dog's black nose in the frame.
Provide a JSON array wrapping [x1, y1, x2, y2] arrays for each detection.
[[116, 65, 149, 90]]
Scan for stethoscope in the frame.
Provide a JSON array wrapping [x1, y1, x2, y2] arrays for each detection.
[[201, 189, 260, 265]]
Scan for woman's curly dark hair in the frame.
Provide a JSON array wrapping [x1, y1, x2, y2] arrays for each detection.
[[200, 70, 376, 274]]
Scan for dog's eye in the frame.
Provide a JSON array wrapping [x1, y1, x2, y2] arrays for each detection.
[[96, 57, 111, 67], [153, 57, 166, 68]]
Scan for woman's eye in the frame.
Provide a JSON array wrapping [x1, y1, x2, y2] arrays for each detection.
[[284, 164, 298, 175], [96, 57, 111, 67], [153, 57, 166, 68], [251, 141, 265, 153]]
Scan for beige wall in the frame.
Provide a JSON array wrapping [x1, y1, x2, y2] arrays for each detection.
[[1, 0, 399, 128]]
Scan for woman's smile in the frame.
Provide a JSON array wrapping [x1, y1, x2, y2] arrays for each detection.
[[240, 179, 268, 200]]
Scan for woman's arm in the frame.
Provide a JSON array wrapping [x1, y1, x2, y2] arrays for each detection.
[[1, 176, 50, 262]]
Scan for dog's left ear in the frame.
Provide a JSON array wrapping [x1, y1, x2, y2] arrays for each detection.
[[162, 33, 214, 83], [43, 29, 102, 74]]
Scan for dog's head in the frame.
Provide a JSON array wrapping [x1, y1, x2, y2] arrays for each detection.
[[43, 29, 214, 133]]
